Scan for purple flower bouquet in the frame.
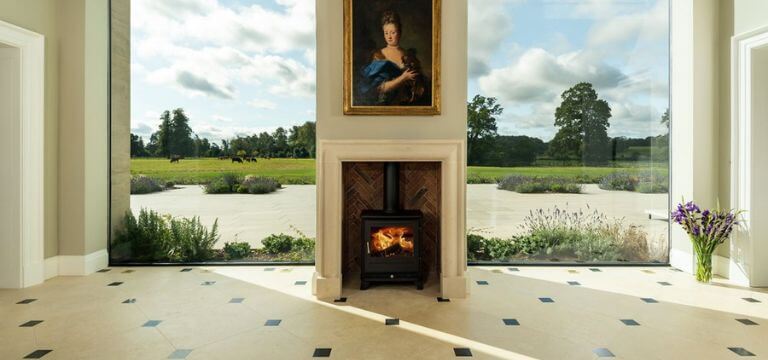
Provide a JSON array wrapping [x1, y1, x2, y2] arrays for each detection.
[[671, 201, 743, 282]]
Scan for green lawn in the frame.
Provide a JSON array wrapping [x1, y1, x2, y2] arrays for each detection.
[[131, 158, 668, 185]]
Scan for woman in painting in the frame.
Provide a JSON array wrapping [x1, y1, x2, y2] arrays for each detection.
[[357, 10, 429, 106]]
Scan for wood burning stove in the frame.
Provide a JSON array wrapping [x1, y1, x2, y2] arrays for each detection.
[[360, 162, 424, 290]]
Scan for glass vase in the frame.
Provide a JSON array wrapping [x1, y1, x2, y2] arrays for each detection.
[[694, 245, 714, 283]]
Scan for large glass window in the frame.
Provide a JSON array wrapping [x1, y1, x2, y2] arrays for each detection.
[[467, 0, 669, 263], [111, 0, 316, 264]]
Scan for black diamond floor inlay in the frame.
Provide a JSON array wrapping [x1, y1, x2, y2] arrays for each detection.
[[593, 348, 615, 357], [201, 281, 215, 286], [567, 281, 581, 286], [642, 270, 655, 274], [122, 270, 135, 273], [568, 270, 579, 274], [657, 281, 672, 286], [265, 319, 282, 326], [313, 348, 332, 357], [142, 320, 162, 327], [334, 297, 347, 303], [385, 318, 400, 326], [454, 348, 472, 357], [743, 298, 761, 303], [492, 269, 502, 273], [589, 268, 602, 272], [507, 267, 519, 272], [736, 319, 759, 325], [229, 298, 245, 303], [728, 347, 756, 356], [539, 297, 554, 303], [168, 349, 193, 359], [17, 299, 37, 304], [107, 282, 123, 286], [437, 297, 450, 302], [23, 350, 52, 359], [264, 268, 276, 272], [180, 268, 193, 272], [641, 298, 659, 303], [620, 319, 640, 326], [20, 320, 43, 327], [295, 281, 307, 285], [476, 280, 489, 285], [97, 269, 111, 273], [502, 319, 520, 326], [122, 298, 136, 304]]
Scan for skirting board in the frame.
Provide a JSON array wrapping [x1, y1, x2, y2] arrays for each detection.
[[44, 249, 108, 279]]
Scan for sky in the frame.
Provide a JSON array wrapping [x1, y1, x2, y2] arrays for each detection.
[[130, 0, 316, 144], [131, 0, 669, 144], [468, 0, 670, 140]]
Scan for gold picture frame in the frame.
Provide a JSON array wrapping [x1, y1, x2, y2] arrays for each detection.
[[343, 0, 441, 115]]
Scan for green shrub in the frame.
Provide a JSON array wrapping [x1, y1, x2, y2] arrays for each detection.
[[599, 171, 668, 193], [204, 173, 240, 194], [259, 233, 315, 260], [240, 176, 281, 194], [598, 172, 638, 191], [262, 234, 294, 254], [131, 175, 164, 194], [112, 209, 219, 263], [165, 181, 176, 188], [112, 208, 171, 262], [169, 217, 219, 261], [467, 174, 499, 184], [467, 206, 652, 262], [224, 241, 252, 259], [498, 175, 581, 194], [207, 174, 281, 194]]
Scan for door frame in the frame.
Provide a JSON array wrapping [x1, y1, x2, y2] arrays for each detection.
[[0, 19, 45, 288], [731, 25, 768, 287]]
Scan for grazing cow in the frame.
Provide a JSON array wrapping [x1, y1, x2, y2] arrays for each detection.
[[170, 155, 182, 163], [231, 157, 243, 163]]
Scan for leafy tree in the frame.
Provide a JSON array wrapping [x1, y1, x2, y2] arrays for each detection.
[[467, 95, 501, 165], [272, 127, 289, 157], [169, 108, 195, 156], [154, 111, 172, 158], [130, 133, 148, 157], [547, 82, 612, 165], [660, 108, 669, 130]]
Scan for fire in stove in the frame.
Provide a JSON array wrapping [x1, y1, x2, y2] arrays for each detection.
[[369, 226, 415, 257]]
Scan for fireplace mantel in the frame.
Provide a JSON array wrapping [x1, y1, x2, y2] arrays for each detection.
[[312, 139, 469, 299]]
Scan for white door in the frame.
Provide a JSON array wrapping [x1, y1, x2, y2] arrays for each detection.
[[0, 43, 22, 288]]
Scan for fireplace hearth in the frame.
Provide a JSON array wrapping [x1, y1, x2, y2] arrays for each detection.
[[360, 162, 424, 290]]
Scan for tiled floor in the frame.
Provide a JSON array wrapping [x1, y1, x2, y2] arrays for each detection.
[[1, 266, 767, 359]]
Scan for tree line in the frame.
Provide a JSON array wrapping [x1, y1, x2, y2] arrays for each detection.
[[130, 108, 316, 159], [467, 82, 669, 167]]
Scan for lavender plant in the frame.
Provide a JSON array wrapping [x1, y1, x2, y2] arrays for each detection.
[[671, 201, 743, 282]]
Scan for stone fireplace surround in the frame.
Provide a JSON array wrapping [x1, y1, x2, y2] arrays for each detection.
[[312, 139, 469, 299]]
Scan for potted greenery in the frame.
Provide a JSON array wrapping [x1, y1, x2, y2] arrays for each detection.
[[671, 201, 743, 283]]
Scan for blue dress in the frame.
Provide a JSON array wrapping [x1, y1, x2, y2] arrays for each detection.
[[357, 60, 404, 105]]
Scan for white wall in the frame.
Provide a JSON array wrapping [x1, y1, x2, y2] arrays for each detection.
[[669, 0, 720, 272], [0, 45, 21, 288], [749, 45, 768, 285], [316, 0, 467, 142], [0, 0, 59, 259]]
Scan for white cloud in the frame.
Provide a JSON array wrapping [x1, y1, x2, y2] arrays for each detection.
[[478, 48, 627, 103], [248, 99, 277, 110], [212, 115, 233, 123], [132, 0, 316, 101], [586, 0, 668, 48], [468, 0, 515, 78]]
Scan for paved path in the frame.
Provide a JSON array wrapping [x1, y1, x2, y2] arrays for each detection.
[[131, 184, 668, 254]]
